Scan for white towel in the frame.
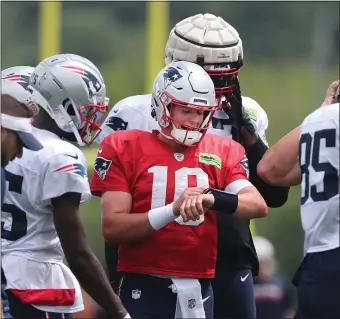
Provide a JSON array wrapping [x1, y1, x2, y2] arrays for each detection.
[[170, 277, 206, 318]]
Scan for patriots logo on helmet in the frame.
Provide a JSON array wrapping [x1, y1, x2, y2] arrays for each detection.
[[2, 74, 31, 91], [53, 163, 86, 178], [163, 66, 183, 88], [94, 157, 112, 180], [61, 66, 102, 94], [105, 116, 128, 131]]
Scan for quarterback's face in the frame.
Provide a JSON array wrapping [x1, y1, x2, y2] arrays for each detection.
[[171, 105, 204, 129]]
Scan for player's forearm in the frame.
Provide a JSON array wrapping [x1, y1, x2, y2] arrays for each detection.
[[257, 126, 300, 184], [205, 188, 267, 219], [235, 191, 268, 219], [103, 204, 177, 243], [244, 135, 290, 207], [66, 250, 127, 318], [102, 212, 155, 243], [268, 162, 302, 187]]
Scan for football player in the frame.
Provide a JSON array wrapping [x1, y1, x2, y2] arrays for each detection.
[[257, 80, 339, 317], [1, 91, 43, 202], [90, 61, 268, 319], [1, 55, 129, 318], [95, 13, 290, 318], [1, 66, 40, 116]]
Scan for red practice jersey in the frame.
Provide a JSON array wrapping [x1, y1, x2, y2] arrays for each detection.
[[90, 129, 251, 278]]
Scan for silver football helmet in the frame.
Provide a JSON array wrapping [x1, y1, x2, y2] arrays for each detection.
[[29, 54, 109, 146], [151, 61, 218, 146], [1, 66, 39, 116]]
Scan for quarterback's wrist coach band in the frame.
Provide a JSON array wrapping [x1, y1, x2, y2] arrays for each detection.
[[203, 188, 238, 214], [148, 203, 176, 230]]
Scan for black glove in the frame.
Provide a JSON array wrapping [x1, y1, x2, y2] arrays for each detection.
[[224, 77, 256, 143]]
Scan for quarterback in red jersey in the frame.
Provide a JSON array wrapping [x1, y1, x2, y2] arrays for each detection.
[[90, 61, 267, 319]]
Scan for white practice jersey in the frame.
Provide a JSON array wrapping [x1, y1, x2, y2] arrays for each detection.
[[299, 103, 339, 255], [1, 127, 90, 313], [95, 93, 269, 145]]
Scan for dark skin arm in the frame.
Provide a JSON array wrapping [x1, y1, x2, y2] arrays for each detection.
[[241, 129, 290, 208], [52, 192, 127, 319], [227, 77, 290, 208]]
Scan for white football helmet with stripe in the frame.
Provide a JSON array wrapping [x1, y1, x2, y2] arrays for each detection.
[[29, 54, 109, 146]]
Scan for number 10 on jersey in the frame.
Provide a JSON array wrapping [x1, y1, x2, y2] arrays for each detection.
[[148, 166, 210, 226]]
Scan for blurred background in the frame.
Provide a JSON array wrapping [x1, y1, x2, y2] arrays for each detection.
[[1, 0, 339, 314]]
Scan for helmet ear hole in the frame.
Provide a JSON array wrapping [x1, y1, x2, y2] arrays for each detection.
[[62, 98, 76, 116]]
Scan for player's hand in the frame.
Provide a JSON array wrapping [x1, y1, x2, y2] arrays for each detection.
[[172, 187, 205, 218], [178, 194, 215, 223], [322, 80, 340, 106], [202, 193, 215, 209], [225, 77, 257, 146]]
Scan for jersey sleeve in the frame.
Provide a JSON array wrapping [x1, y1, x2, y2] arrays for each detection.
[[90, 135, 131, 197], [39, 152, 91, 204], [94, 101, 149, 144], [242, 96, 269, 146], [223, 142, 254, 194]]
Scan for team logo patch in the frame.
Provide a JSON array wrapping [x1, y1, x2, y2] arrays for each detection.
[[105, 116, 128, 131], [188, 298, 196, 309], [94, 157, 112, 180], [174, 153, 184, 162], [199, 153, 222, 170], [132, 289, 141, 300], [245, 108, 258, 121], [53, 163, 86, 178], [240, 157, 249, 178]]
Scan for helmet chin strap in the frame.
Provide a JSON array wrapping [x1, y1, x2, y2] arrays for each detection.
[[57, 104, 85, 147]]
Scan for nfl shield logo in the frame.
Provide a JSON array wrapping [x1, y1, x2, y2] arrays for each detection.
[[174, 153, 184, 162], [188, 298, 196, 309], [132, 289, 141, 299]]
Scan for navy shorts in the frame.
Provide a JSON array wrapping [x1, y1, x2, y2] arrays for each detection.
[[293, 247, 340, 318], [211, 265, 256, 319], [119, 272, 214, 319]]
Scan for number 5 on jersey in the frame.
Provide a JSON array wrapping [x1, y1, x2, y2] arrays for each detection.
[[299, 128, 338, 205]]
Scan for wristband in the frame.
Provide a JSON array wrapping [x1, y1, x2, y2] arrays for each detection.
[[148, 203, 176, 230], [203, 188, 238, 214]]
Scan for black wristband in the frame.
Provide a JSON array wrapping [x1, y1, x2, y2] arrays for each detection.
[[203, 188, 238, 214]]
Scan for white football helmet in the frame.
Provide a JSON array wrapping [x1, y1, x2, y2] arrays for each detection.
[[1, 66, 39, 116], [165, 13, 243, 105], [29, 54, 109, 146], [152, 61, 218, 146]]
